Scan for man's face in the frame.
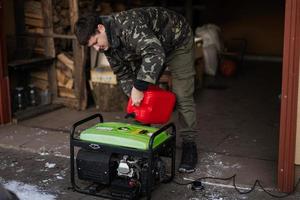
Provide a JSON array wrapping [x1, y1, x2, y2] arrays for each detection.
[[88, 24, 109, 52]]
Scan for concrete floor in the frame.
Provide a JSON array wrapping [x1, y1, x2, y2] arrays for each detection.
[[0, 61, 299, 199], [192, 61, 282, 188]]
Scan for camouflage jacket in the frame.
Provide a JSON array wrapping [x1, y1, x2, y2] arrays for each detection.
[[102, 7, 193, 96]]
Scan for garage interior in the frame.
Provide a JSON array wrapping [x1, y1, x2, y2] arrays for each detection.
[[3, 0, 297, 194]]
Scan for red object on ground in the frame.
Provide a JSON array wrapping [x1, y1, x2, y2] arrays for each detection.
[[127, 85, 176, 124], [220, 59, 237, 77]]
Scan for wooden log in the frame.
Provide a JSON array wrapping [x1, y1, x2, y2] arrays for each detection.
[[35, 37, 44, 47], [61, 9, 70, 18], [56, 68, 74, 89], [61, 17, 70, 27], [30, 78, 48, 90], [34, 47, 45, 55], [58, 87, 76, 98], [25, 17, 44, 28], [24, 0, 42, 16], [53, 14, 60, 24], [54, 26, 64, 34], [65, 79, 74, 89], [61, 0, 69, 9], [56, 61, 73, 78], [55, 5, 62, 13], [58, 82, 65, 87], [56, 60, 65, 69], [24, 12, 43, 20], [90, 81, 128, 112], [57, 53, 74, 71], [25, 0, 41, 9], [56, 69, 66, 85], [30, 70, 48, 81], [26, 27, 44, 34]]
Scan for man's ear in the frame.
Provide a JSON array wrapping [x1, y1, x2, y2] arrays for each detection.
[[97, 24, 105, 32]]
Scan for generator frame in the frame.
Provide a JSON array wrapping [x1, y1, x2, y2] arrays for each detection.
[[70, 113, 176, 200]]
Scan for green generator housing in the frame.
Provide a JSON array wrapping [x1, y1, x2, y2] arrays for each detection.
[[79, 122, 171, 150], [70, 114, 176, 200]]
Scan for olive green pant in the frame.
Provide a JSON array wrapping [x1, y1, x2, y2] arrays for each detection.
[[166, 37, 197, 142]]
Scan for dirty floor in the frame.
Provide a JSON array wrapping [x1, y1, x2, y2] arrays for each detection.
[[0, 61, 299, 199]]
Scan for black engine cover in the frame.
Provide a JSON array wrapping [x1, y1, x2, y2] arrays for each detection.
[[110, 178, 139, 199], [76, 148, 111, 185]]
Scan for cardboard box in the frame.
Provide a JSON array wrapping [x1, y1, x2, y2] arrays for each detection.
[[90, 68, 117, 85]]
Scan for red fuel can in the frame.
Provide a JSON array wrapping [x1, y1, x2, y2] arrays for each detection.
[[127, 86, 176, 124]]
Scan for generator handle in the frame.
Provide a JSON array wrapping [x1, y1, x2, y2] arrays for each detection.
[[149, 122, 176, 150], [71, 113, 103, 139]]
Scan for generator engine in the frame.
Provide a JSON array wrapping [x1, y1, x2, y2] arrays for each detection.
[[76, 149, 166, 199], [117, 155, 139, 178]]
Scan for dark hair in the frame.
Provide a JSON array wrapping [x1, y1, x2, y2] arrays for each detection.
[[74, 13, 102, 45]]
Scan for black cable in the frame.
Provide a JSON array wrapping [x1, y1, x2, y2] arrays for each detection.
[[172, 174, 300, 198], [172, 174, 236, 185]]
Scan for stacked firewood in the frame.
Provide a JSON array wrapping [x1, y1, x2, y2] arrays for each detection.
[[78, 0, 94, 15], [53, 0, 70, 35], [24, 0, 44, 33], [52, 1, 76, 99], [25, 0, 46, 91], [24, 0, 45, 55], [52, 0, 72, 53], [56, 53, 75, 98], [30, 69, 48, 91]]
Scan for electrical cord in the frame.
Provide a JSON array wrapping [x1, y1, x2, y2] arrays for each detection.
[[172, 174, 300, 198]]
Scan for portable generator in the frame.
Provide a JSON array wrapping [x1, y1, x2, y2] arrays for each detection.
[[70, 113, 176, 200]]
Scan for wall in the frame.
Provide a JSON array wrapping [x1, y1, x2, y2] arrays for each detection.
[[207, 0, 285, 56], [3, 0, 15, 35], [296, 57, 300, 165], [296, 56, 300, 185], [0, 0, 12, 124]]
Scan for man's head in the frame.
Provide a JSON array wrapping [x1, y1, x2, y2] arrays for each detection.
[[75, 14, 110, 52]]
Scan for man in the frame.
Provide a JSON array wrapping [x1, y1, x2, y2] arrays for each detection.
[[75, 7, 198, 173]]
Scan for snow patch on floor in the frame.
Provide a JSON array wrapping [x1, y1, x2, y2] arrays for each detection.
[[2, 180, 56, 200]]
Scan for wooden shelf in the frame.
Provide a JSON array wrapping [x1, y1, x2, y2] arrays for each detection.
[[12, 103, 63, 122], [11, 0, 86, 111], [8, 56, 54, 71]]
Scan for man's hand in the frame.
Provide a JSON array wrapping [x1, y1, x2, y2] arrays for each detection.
[[131, 87, 144, 106]]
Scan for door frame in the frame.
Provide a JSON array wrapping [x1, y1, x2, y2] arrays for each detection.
[[0, 0, 12, 124], [0, 0, 299, 192], [278, 0, 300, 192]]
